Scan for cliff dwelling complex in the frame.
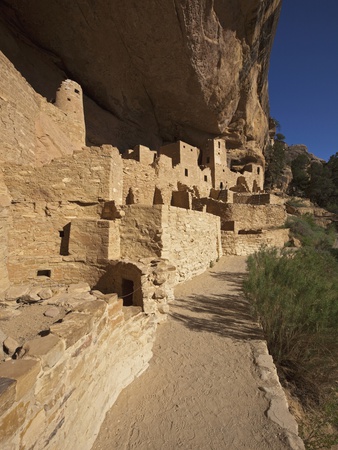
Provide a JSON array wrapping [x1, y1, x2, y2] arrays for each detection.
[[0, 1, 295, 448]]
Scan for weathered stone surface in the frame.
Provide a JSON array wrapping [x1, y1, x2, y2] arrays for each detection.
[[0, 359, 41, 400], [5, 285, 30, 301], [38, 288, 53, 300], [23, 335, 65, 369], [0, 0, 281, 157], [44, 306, 60, 318], [0, 401, 29, 444], [67, 282, 91, 294], [50, 313, 93, 348], [0, 377, 16, 416], [3, 336, 19, 356], [75, 300, 107, 318]]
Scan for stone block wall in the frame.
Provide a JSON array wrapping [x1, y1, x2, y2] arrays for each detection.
[[69, 219, 120, 263], [233, 193, 272, 205], [0, 295, 156, 450], [119, 205, 221, 283], [223, 204, 287, 230], [123, 159, 158, 205], [0, 52, 83, 166], [221, 228, 290, 255], [0, 174, 11, 294], [4, 146, 123, 285], [4, 146, 122, 204], [194, 199, 287, 231], [161, 206, 222, 281], [120, 205, 163, 259]]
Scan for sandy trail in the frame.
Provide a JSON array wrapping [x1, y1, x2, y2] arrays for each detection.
[[92, 256, 292, 450]]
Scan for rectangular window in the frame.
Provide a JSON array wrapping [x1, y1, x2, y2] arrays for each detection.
[[185, 169, 188, 176], [37, 270, 51, 277], [204, 175, 208, 182]]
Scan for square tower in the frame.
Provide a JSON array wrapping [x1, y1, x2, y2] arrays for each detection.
[[202, 139, 228, 189]]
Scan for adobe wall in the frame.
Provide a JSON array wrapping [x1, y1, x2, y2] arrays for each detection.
[[0, 294, 156, 450], [0, 52, 84, 166], [221, 229, 290, 256]]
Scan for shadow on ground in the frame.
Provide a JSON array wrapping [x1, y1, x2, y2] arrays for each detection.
[[171, 270, 263, 341]]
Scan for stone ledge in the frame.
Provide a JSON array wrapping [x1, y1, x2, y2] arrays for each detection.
[[0, 359, 41, 401], [252, 341, 305, 450]]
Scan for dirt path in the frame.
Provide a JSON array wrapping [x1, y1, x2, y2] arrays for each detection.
[[92, 256, 301, 450]]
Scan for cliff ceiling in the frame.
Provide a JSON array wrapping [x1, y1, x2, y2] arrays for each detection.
[[0, 0, 281, 158]]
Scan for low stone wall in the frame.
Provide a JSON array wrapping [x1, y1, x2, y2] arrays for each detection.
[[0, 294, 156, 450], [162, 206, 222, 281], [195, 199, 287, 231], [221, 228, 290, 256], [120, 205, 222, 283]]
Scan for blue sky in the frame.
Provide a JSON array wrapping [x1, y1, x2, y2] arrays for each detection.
[[268, 0, 338, 161]]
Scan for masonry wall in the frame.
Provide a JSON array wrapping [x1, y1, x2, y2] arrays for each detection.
[[0, 52, 83, 166], [0, 173, 11, 294], [162, 207, 222, 281], [195, 199, 287, 231], [119, 205, 163, 259], [222, 204, 287, 230], [4, 146, 122, 204], [119, 205, 221, 282], [4, 147, 123, 285], [0, 295, 156, 450], [221, 229, 290, 256]]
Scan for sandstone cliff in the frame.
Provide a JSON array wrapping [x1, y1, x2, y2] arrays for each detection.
[[0, 0, 281, 162]]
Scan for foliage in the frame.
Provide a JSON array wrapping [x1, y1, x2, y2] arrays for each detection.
[[264, 140, 286, 190], [243, 246, 338, 447], [286, 214, 335, 250], [285, 198, 307, 208], [290, 154, 310, 195], [244, 217, 338, 447], [288, 152, 338, 214], [275, 132, 286, 142]]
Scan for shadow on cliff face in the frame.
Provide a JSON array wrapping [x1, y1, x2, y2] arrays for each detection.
[[171, 272, 263, 341]]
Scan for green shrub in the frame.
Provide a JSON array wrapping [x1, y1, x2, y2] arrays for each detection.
[[286, 214, 335, 250], [244, 247, 338, 447]]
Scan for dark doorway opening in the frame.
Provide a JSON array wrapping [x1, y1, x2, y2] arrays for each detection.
[[122, 278, 134, 306]]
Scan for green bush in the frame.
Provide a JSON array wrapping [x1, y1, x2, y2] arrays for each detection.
[[243, 247, 338, 447], [286, 214, 335, 250]]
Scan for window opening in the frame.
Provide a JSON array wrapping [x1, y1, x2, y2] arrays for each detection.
[[37, 270, 51, 277], [185, 169, 188, 176]]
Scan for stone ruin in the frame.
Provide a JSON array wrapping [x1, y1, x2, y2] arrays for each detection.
[[0, 73, 290, 449]]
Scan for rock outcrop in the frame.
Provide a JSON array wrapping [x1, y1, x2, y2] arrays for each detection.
[[0, 0, 281, 161]]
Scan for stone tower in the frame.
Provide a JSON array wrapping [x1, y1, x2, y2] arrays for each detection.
[[201, 138, 228, 189], [55, 79, 86, 146]]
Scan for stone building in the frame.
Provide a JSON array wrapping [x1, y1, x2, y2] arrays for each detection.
[[0, 68, 289, 450]]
